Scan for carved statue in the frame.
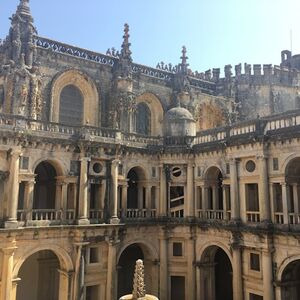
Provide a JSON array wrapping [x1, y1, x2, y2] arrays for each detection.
[[18, 83, 28, 114], [12, 23, 21, 63], [29, 66, 42, 119]]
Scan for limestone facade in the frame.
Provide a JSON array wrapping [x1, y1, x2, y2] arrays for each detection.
[[1, 1, 300, 300]]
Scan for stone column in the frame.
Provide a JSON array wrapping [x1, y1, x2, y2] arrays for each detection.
[[154, 185, 159, 207], [1, 244, 17, 300], [106, 241, 117, 300], [230, 158, 240, 221], [258, 156, 271, 222], [5, 150, 21, 228], [293, 184, 299, 215], [212, 184, 218, 210], [281, 183, 289, 224], [186, 164, 194, 217], [24, 178, 35, 221], [269, 183, 275, 223], [145, 185, 152, 216], [138, 185, 144, 209], [58, 269, 72, 300], [159, 166, 167, 216], [222, 185, 228, 220], [77, 158, 90, 225], [61, 182, 68, 220], [159, 236, 169, 300], [110, 159, 120, 224], [232, 244, 243, 300], [262, 249, 275, 300], [187, 236, 196, 300], [121, 184, 128, 217]]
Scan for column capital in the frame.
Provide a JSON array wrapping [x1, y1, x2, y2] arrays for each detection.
[[79, 157, 90, 162], [2, 246, 17, 255], [8, 149, 22, 158], [256, 154, 268, 160]]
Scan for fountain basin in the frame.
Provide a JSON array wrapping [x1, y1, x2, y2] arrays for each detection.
[[119, 295, 158, 300]]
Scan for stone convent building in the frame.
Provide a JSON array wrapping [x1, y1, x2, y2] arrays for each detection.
[[1, 1, 300, 300]]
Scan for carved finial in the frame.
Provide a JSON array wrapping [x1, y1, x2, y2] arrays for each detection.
[[121, 23, 132, 60], [178, 46, 189, 74], [17, 0, 31, 16], [132, 259, 146, 300]]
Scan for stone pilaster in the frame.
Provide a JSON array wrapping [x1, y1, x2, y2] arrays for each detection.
[[77, 158, 90, 225], [229, 158, 240, 222], [5, 150, 21, 228], [110, 159, 120, 224], [258, 156, 271, 223]]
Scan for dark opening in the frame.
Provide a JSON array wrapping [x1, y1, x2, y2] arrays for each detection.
[[117, 244, 144, 298], [16, 250, 60, 300], [173, 243, 183, 257], [215, 248, 233, 300], [59, 85, 83, 126], [246, 183, 259, 211], [33, 162, 57, 209], [250, 253, 260, 271], [171, 276, 185, 300], [281, 260, 300, 300], [136, 103, 151, 135], [127, 169, 139, 208]]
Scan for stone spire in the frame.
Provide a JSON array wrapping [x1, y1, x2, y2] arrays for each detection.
[[15, 0, 33, 22], [132, 259, 146, 299], [179, 46, 189, 74], [120, 23, 132, 61]]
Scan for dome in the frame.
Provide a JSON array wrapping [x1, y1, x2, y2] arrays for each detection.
[[165, 106, 194, 121], [164, 106, 196, 137]]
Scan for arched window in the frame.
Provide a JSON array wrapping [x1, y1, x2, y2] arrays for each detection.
[[59, 85, 83, 126], [136, 103, 151, 135]]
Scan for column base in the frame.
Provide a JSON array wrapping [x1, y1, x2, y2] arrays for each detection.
[[5, 220, 19, 229], [229, 218, 242, 226], [109, 217, 120, 224], [76, 218, 90, 225]]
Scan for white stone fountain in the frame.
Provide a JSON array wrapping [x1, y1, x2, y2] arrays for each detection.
[[119, 259, 159, 300]]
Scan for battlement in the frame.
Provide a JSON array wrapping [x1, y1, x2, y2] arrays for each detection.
[[199, 62, 300, 86]]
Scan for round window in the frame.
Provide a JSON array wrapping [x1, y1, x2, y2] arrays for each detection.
[[92, 162, 103, 174], [172, 167, 182, 177], [246, 160, 256, 172]]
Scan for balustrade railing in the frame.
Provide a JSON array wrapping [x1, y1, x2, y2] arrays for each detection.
[[289, 213, 300, 225], [246, 211, 260, 223], [197, 209, 226, 220], [32, 209, 62, 221], [65, 209, 76, 221], [89, 209, 104, 220], [274, 212, 284, 224]]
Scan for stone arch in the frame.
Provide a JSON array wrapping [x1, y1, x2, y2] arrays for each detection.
[[198, 242, 233, 300], [117, 239, 158, 262], [31, 157, 66, 177], [203, 166, 224, 211], [280, 153, 298, 174], [13, 244, 73, 278], [277, 255, 300, 282], [277, 255, 300, 300], [197, 241, 232, 264], [126, 166, 148, 210], [203, 165, 224, 181], [117, 240, 158, 298], [135, 93, 164, 136], [50, 69, 99, 126]]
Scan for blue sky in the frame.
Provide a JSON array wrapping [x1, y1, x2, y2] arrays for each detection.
[[1, 0, 300, 74]]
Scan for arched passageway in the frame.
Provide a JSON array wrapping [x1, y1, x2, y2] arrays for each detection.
[[16, 250, 60, 300], [284, 158, 300, 224], [205, 167, 223, 211], [281, 259, 300, 300], [126, 167, 146, 210], [200, 246, 233, 300], [117, 243, 156, 298], [33, 161, 57, 210]]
